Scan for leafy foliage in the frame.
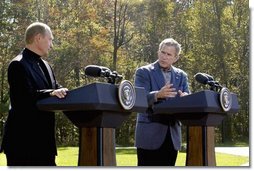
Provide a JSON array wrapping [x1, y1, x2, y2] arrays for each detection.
[[0, 0, 249, 146]]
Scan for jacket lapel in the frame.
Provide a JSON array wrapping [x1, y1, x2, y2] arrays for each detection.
[[41, 60, 55, 88], [171, 66, 181, 85], [32, 62, 50, 86], [151, 62, 181, 89], [22, 49, 51, 88], [151, 61, 165, 89]]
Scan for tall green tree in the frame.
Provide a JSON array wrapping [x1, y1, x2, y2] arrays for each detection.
[[0, 0, 249, 147]]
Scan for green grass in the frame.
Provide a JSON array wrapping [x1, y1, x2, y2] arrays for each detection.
[[115, 148, 249, 166], [0, 147, 249, 166]]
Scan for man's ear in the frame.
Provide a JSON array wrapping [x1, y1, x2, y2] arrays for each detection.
[[34, 33, 43, 44], [174, 55, 180, 62]]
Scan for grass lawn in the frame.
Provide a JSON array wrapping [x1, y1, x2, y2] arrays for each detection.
[[0, 147, 249, 166]]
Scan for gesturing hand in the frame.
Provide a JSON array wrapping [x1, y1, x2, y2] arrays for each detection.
[[178, 90, 189, 97], [156, 82, 177, 99]]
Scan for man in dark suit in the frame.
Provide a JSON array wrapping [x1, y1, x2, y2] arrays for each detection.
[[0, 22, 68, 166], [134, 38, 190, 166]]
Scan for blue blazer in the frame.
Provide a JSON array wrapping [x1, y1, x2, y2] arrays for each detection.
[[134, 61, 190, 150]]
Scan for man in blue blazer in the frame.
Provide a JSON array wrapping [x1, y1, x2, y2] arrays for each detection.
[[134, 38, 190, 166]]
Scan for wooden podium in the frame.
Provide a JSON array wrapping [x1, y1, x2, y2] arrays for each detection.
[[153, 90, 239, 166], [37, 82, 147, 166]]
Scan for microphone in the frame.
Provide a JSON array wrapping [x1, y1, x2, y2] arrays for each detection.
[[84, 65, 111, 77], [194, 72, 210, 85], [84, 65, 123, 84], [204, 73, 214, 81], [194, 72, 222, 91]]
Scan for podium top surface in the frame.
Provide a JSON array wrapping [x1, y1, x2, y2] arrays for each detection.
[[153, 90, 239, 115], [37, 82, 148, 113]]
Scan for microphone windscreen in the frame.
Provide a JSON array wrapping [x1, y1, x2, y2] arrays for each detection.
[[194, 72, 209, 85], [84, 65, 101, 77], [204, 73, 214, 81], [100, 66, 110, 71]]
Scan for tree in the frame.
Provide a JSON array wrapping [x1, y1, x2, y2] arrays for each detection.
[[0, 0, 249, 147], [112, 0, 134, 70]]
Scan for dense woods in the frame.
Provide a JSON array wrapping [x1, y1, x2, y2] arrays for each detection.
[[0, 0, 249, 147]]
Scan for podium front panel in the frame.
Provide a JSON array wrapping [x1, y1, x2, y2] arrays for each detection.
[[153, 90, 239, 126]]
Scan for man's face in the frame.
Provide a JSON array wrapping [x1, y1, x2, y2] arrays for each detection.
[[36, 30, 53, 57], [158, 44, 177, 70]]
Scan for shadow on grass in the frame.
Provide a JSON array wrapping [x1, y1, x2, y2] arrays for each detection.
[[57, 147, 78, 151], [116, 149, 137, 155], [57, 147, 69, 151]]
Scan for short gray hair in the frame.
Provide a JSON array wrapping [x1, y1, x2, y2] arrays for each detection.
[[25, 22, 52, 44], [158, 38, 181, 56]]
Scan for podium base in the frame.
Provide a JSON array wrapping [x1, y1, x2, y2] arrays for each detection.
[[78, 128, 116, 166], [186, 126, 216, 166]]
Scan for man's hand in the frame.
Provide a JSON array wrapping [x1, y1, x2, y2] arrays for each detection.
[[50, 88, 68, 98], [178, 90, 189, 97], [156, 82, 177, 99]]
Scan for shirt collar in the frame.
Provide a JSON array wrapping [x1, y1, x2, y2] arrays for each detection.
[[160, 66, 172, 72], [23, 48, 42, 62]]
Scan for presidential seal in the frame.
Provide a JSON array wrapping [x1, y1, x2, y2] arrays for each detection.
[[118, 80, 136, 110], [219, 87, 232, 112]]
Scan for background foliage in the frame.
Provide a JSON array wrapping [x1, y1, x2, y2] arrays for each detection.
[[0, 0, 249, 147]]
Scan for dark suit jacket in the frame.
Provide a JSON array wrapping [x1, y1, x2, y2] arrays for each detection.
[[0, 48, 62, 157], [134, 61, 190, 150]]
